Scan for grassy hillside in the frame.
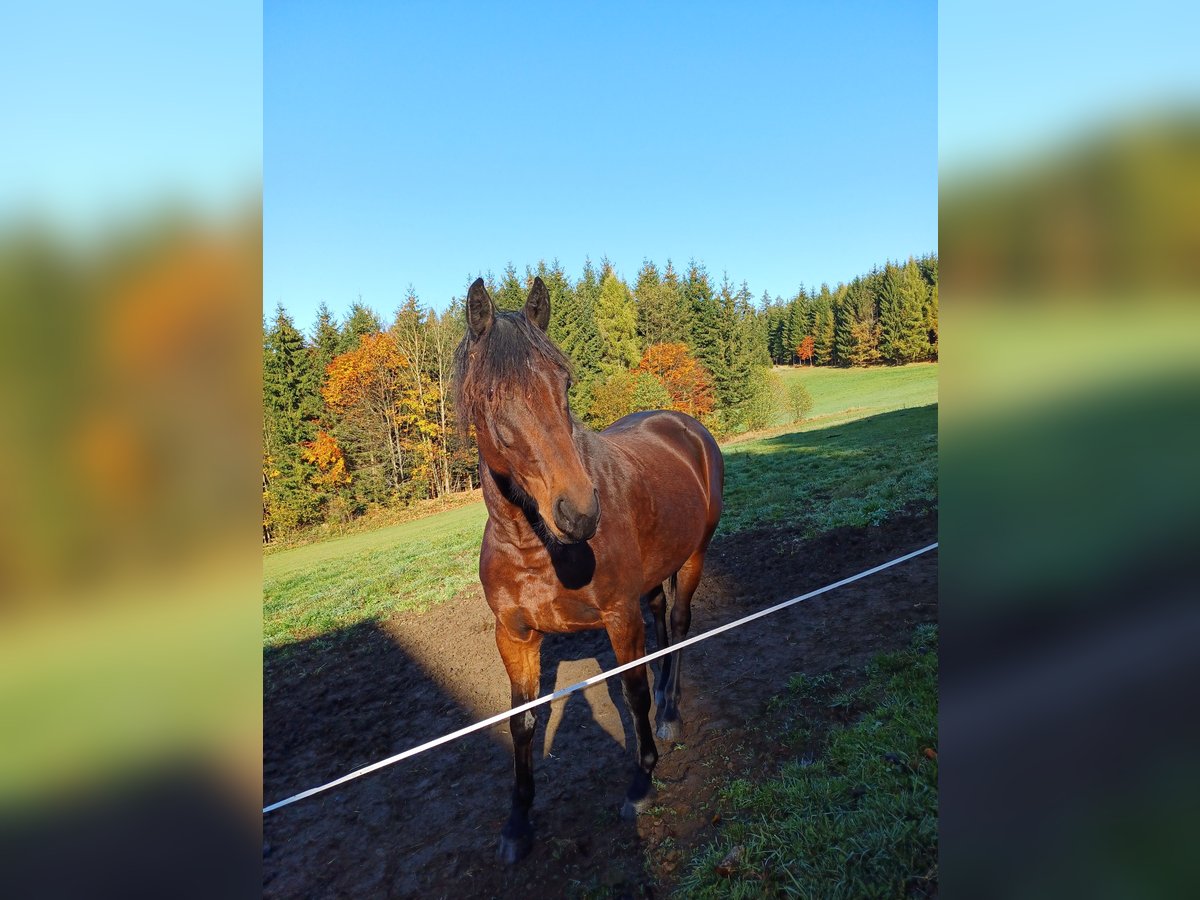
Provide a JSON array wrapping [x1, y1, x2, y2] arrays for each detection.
[[772, 363, 938, 424], [263, 365, 937, 648], [263, 503, 488, 647]]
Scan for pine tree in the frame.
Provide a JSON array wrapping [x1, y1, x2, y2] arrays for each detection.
[[534, 259, 576, 349], [263, 305, 321, 533], [635, 259, 692, 348], [765, 302, 787, 364], [308, 302, 343, 435], [560, 259, 605, 417], [311, 302, 342, 377], [878, 260, 928, 364], [684, 260, 720, 376], [661, 259, 691, 344], [925, 281, 939, 359], [340, 299, 383, 352], [835, 279, 868, 365], [918, 254, 939, 359], [633, 259, 662, 347], [493, 262, 526, 311], [783, 293, 806, 365], [565, 259, 604, 370], [811, 284, 835, 365], [835, 280, 873, 367], [708, 275, 762, 427], [746, 282, 772, 366], [594, 271, 640, 375]]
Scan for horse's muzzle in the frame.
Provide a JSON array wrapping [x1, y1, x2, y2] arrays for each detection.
[[553, 489, 600, 543]]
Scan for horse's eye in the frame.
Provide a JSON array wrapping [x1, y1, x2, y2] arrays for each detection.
[[486, 386, 495, 401]]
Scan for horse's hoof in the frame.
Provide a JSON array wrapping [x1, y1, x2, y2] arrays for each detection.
[[620, 797, 645, 821], [656, 719, 683, 742], [620, 783, 656, 821], [497, 831, 533, 864]]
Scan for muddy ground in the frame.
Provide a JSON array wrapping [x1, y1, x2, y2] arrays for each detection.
[[264, 507, 937, 898]]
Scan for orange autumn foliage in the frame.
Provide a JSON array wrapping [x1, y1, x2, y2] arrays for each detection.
[[301, 430, 351, 486], [796, 334, 815, 365], [633, 343, 715, 418], [322, 332, 410, 411]]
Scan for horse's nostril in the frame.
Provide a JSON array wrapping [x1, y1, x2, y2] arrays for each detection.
[[553, 496, 575, 533]]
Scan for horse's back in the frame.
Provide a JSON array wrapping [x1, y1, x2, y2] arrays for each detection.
[[600, 409, 723, 524]]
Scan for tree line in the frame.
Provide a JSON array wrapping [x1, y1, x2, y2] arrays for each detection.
[[763, 255, 938, 366], [263, 253, 937, 541]]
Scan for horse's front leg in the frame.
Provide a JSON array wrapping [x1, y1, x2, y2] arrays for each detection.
[[494, 619, 543, 863], [605, 610, 659, 820]]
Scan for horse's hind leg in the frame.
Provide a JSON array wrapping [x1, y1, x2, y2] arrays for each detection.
[[494, 621, 543, 863], [644, 585, 669, 709], [657, 551, 705, 741], [604, 610, 659, 820]]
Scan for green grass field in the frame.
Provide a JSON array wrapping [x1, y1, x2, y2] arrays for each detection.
[[263, 364, 937, 648], [772, 362, 938, 425], [676, 626, 938, 897]]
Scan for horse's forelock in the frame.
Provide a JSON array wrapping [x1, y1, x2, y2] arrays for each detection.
[[453, 310, 572, 433]]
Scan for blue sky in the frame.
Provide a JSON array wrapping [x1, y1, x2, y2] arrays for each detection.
[[1, 1, 260, 232], [939, 0, 1200, 171], [266, 1, 936, 328]]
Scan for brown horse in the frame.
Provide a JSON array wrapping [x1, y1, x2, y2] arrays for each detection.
[[453, 276, 723, 863]]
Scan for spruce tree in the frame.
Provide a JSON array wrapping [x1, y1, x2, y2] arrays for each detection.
[[683, 260, 720, 376], [561, 259, 605, 416], [594, 271, 640, 375], [783, 295, 804, 365], [878, 260, 928, 364], [263, 305, 321, 532], [534, 259, 576, 349], [900, 258, 932, 361], [746, 282, 772, 366], [925, 281, 939, 360], [633, 259, 663, 348], [311, 302, 341, 376], [835, 279, 866, 365], [766, 299, 787, 364], [340, 299, 382, 352], [660, 259, 691, 344], [708, 275, 761, 427], [493, 262, 526, 311], [919, 254, 939, 359], [811, 284, 835, 365]]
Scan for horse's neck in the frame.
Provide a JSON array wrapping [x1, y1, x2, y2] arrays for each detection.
[[479, 462, 541, 546]]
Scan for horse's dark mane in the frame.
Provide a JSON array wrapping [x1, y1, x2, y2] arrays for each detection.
[[452, 310, 573, 433]]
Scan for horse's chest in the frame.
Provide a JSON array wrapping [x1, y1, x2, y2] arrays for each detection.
[[483, 535, 635, 632], [523, 589, 605, 633]]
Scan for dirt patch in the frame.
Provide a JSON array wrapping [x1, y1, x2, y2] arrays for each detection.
[[264, 507, 937, 898]]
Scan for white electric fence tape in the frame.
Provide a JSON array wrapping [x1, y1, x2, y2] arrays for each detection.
[[263, 541, 938, 814]]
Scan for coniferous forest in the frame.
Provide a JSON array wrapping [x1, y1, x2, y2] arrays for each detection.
[[263, 253, 937, 541]]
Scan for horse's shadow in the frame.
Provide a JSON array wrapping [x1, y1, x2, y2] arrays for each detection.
[[534, 607, 667, 770]]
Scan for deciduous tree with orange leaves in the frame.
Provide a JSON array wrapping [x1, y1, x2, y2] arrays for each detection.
[[796, 334, 815, 366], [300, 430, 351, 488], [322, 331, 426, 494], [633, 342, 715, 419]]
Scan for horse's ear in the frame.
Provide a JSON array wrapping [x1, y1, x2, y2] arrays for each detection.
[[524, 276, 551, 332], [466, 278, 494, 338]]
